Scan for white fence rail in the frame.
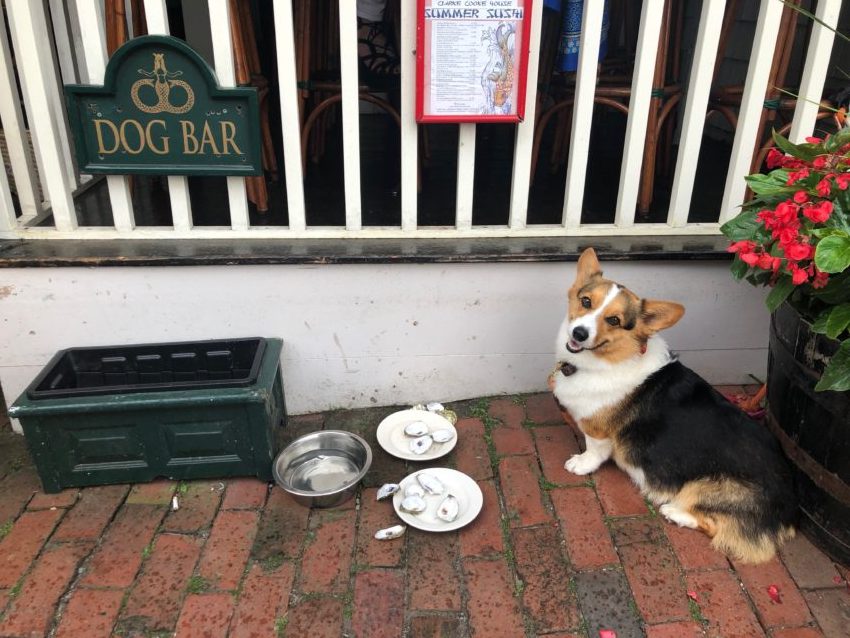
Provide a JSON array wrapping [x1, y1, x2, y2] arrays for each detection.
[[0, 0, 843, 240]]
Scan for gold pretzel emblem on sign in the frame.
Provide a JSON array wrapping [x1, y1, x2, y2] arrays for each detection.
[[130, 53, 195, 114]]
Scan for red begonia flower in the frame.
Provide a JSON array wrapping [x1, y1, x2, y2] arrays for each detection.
[[766, 148, 785, 169], [812, 156, 828, 169], [793, 190, 809, 204], [790, 266, 809, 285], [836, 173, 850, 190], [805, 136, 823, 144], [775, 201, 798, 224], [816, 178, 832, 197], [812, 270, 829, 289]]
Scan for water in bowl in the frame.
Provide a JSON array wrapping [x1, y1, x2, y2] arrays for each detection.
[[285, 448, 361, 493]]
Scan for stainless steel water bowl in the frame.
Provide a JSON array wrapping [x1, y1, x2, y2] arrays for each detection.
[[273, 430, 372, 508]]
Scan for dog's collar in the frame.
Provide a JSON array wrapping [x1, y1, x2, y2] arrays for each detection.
[[559, 362, 577, 377]]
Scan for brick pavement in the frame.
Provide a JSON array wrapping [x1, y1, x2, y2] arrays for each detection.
[[0, 390, 847, 637]]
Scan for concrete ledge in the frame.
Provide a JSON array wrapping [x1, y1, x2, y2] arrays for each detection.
[[0, 236, 732, 267]]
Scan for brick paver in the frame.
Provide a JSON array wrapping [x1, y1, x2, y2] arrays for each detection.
[[298, 507, 356, 593], [458, 479, 504, 558], [356, 487, 404, 567], [119, 533, 203, 633], [229, 562, 294, 638], [163, 481, 223, 533], [221, 478, 268, 510], [0, 396, 847, 638], [173, 593, 235, 638], [52, 484, 128, 541], [0, 542, 92, 638], [352, 569, 405, 638], [80, 503, 165, 588], [551, 486, 618, 570], [409, 530, 462, 611], [463, 558, 526, 638], [198, 509, 259, 591], [54, 588, 125, 638], [498, 455, 550, 527], [0, 508, 64, 588]]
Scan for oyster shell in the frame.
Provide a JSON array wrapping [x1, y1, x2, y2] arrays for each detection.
[[374, 524, 406, 540], [431, 429, 455, 444], [436, 494, 460, 522], [376, 483, 400, 500], [404, 420, 430, 437], [404, 483, 425, 498], [400, 495, 427, 513], [416, 472, 445, 496], [409, 435, 433, 455], [426, 402, 445, 413], [410, 403, 427, 411]]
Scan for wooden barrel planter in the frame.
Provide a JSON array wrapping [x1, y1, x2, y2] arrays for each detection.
[[765, 302, 850, 565]]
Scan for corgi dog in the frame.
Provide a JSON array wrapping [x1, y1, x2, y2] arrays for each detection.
[[550, 248, 796, 563]]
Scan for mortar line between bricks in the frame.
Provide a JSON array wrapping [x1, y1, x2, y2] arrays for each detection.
[[480, 400, 538, 638], [733, 567, 780, 637]]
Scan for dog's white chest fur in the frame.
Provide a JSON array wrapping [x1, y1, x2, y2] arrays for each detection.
[[552, 327, 673, 422]]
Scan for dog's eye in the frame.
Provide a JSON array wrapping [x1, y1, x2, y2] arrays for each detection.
[[606, 316, 620, 327], [580, 297, 591, 309]]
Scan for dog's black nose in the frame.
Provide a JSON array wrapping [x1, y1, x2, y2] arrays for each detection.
[[572, 326, 589, 342]]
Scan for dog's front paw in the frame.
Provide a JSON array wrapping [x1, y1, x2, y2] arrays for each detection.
[[564, 452, 603, 475]]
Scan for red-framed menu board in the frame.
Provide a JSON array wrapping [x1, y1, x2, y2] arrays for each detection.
[[416, 0, 533, 123]]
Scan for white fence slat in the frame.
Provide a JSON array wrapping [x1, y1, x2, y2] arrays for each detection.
[[6, 0, 78, 230], [0, 144, 15, 232], [76, 0, 136, 231], [339, 0, 362, 230], [65, 0, 89, 83], [273, 0, 306, 232], [614, 0, 665, 228], [789, 0, 841, 143], [666, 0, 726, 227], [508, 0, 544, 229], [719, 0, 784, 223], [0, 8, 41, 218], [143, 0, 194, 231], [400, 0, 418, 231], [456, 124, 476, 230], [49, 0, 78, 84], [562, 0, 605, 228], [209, 0, 250, 231]]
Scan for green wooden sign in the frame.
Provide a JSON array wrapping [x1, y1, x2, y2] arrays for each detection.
[[65, 35, 262, 176]]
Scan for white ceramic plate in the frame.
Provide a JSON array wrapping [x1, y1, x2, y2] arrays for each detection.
[[392, 468, 483, 532], [375, 409, 458, 461]]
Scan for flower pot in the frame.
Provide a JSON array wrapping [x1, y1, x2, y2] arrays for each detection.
[[765, 302, 850, 565]]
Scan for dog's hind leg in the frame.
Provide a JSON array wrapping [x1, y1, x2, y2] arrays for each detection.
[[659, 503, 700, 529]]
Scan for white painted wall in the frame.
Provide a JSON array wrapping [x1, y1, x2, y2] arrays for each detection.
[[0, 260, 768, 433]]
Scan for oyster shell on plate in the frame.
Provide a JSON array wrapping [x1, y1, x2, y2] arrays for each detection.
[[400, 495, 427, 513], [436, 494, 460, 522], [409, 435, 433, 455], [404, 421, 430, 437], [416, 472, 445, 496]]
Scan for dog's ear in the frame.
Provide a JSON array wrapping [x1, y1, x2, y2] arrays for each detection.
[[574, 248, 602, 287], [640, 299, 685, 334]]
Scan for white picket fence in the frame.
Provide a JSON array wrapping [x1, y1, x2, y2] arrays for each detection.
[[0, 0, 843, 240]]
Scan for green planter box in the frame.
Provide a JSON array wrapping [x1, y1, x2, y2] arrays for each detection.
[[10, 338, 285, 493]]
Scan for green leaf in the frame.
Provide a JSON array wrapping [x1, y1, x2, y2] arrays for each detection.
[[744, 171, 796, 197], [826, 303, 850, 340], [810, 228, 845, 239], [811, 310, 831, 334], [720, 209, 760, 241], [772, 130, 819, 162], [780, 1, 850, 45], [814, 234, 850, 274], [766, 276, 795, 312], [812, 269, 850, 304], [815, 340, 850, 392], [730, 257, 749, 280], [825, 126, 850, 153]]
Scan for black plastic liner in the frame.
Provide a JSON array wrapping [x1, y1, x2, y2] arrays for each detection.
[[27, 338, 267, 399]]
